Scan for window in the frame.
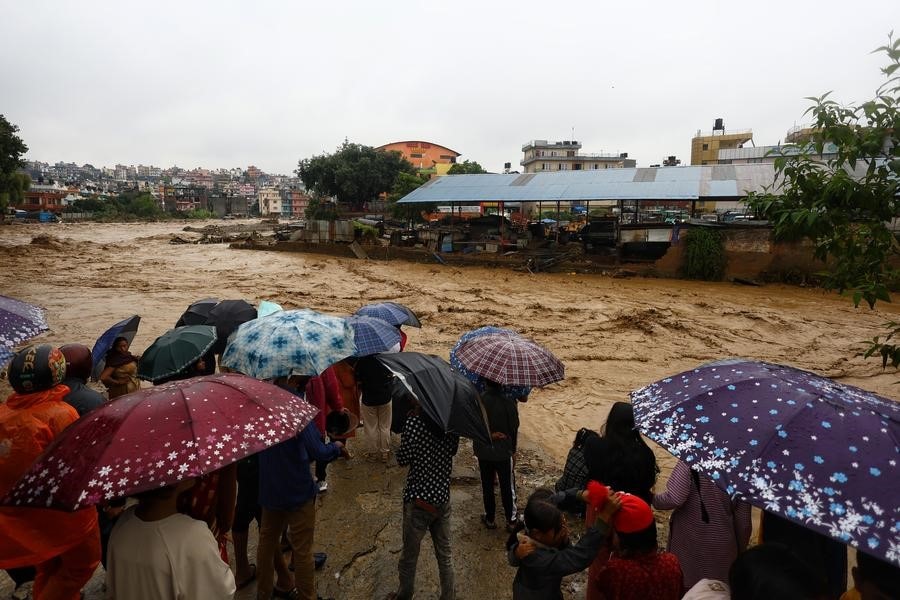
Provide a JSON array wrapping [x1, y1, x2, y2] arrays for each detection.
[[542, 163, 550, 171], [592, 163, 599, 170], [439, 155, 454, 160], [410, 153, 423, 158], [559, 163, 568, 170], [702, 143, 709, 150], [551, 151, 557, 157]]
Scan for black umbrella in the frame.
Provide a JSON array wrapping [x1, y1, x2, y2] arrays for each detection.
[[175, 297, 219, 327], [375, 352, 491, 445], [204, 299, 257, 354]]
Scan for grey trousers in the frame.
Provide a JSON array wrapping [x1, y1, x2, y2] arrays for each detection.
[[397, 500, 455, 600]]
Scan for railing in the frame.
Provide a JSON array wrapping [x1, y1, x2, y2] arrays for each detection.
[[693, 128, 752, 138]]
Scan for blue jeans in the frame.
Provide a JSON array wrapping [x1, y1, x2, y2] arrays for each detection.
[[397, 500, 455, 600]]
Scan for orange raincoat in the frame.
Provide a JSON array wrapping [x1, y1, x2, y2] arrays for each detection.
[[0, 385, 99, 568]]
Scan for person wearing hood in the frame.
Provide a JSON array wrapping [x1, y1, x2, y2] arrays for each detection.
[[0, 344, 101, 600], [59, 343, 105, 416]]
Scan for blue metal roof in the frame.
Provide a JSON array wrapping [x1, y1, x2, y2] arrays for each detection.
[[397, 164, 779, 204]]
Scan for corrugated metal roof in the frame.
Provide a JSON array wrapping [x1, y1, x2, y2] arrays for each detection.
[[397, 165, 779, 204]]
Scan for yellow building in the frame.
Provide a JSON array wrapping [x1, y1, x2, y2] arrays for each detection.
[[690, 119, 753, 165]]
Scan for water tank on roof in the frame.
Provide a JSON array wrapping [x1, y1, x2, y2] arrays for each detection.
[[714, 118, 724, 131]]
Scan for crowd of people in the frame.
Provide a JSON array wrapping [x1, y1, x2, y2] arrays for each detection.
[[0, 323, 898, 600]]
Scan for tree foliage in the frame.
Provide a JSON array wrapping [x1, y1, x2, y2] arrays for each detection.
[[681, 227, 727, 281], [296, 140, 415, 211], [746, 34, 900, 367], [71, 191, 163, 220], [0, 115, 29, 214], [305, 196, 340, 221], [386, 171, 432, 219], [447, 160, 488, 175]]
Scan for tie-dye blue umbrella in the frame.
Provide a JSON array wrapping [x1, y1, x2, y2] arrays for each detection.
[[631, 358, 900, 567], [449, 327, 532, 400], [221, 309, 355, 380], [0, 295, 49, 367]]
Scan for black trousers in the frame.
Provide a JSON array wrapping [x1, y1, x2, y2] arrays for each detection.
[[478, 457, 517, 524]]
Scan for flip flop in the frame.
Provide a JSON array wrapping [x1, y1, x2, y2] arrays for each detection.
[[236, 563, 257, 590]]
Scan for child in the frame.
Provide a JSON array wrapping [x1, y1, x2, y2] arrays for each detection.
[[507, 486, 622, 600], [593, 520, 683, 600]]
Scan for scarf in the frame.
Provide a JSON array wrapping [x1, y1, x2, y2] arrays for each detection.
[[106, 348, 139, 369]]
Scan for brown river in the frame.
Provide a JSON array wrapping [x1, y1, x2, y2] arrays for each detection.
[[2, 219, 898, 476]]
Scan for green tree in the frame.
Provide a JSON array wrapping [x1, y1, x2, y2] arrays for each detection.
[[305, 196, 340, 221], [747, 34, 900, 366], [0, 115, 29, 216], [296, 140, 415, 211], [447, 159, 488, 175], [386, 171, 432, 219]]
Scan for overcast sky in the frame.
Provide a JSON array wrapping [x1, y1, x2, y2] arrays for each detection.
[[2, 1, 898, 174]]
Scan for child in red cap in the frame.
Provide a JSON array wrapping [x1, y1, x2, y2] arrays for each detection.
[[507, 484, 622, 600]]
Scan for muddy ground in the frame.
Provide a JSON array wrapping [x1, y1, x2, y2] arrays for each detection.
[[1, 220, 896, 598]]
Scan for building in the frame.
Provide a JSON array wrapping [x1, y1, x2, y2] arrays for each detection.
[[376, 141, 461, 173], [280, 187, 310, 219], [160, 185, 208, 212], [520, 140, 636, 173], [690, 119, 753, 165], [396, 165, 780, 218], [19, 182, 70, 213], [246, 165, 262, 180], [258, 186, 281, 216]]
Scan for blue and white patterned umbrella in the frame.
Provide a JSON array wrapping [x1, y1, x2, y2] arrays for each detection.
[[355, 302, 421, 327], [0, 295, 49, 367], [449, 327, 532, 400], [221, 309, 355, 379], [631, 359, 900, 566], [345, 315, 401, 356]]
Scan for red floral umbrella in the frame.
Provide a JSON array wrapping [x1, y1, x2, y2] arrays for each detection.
[[2, 373, 317, 511], [453, 333, 565, 387]]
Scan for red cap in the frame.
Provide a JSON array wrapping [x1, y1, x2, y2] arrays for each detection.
[[586, 480, 654, 534]]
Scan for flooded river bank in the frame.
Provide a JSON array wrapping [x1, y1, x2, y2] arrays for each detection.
[[2, 219, 897, 469]]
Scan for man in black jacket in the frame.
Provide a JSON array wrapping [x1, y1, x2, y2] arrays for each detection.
[[473, 379, 521, 531]]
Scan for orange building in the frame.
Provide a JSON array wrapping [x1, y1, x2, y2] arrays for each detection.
[[376, 140, 461, 173]]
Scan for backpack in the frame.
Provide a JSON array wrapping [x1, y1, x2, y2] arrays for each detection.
[[555, 427, 598, 492]]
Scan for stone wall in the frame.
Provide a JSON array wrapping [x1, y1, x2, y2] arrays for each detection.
[[654, 226, 824, 281]]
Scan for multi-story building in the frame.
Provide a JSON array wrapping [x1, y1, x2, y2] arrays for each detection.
[[160, 185, 208, 212], [280, 187, 311, 219], [376, 140, 461, 174], [246, 165, 262, 180], [690, 119, 753, 165], [258, 186, 281, 216], [520, 140, 636, 173]]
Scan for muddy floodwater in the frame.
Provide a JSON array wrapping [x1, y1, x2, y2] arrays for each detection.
[[2, 219, 898, 471], [2, 220, 897, 598]]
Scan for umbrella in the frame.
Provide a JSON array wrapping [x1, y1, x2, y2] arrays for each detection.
[[205, 299, 257, 354], [220, 309, 355, 380], [258, 300, 283, 318], [346, 315, 402, 356], [375, 352, 491, 445], [630, 359, 900, 566], [175, 298, 219, 327], [450, 326, 531, 400], [137, 325, 218, 383], [0, 295, 49, 367], [355, 302, 422, 328], [91, 315, 141, 381], [1, 373, 318, 511], [453, 333, 565, 387]]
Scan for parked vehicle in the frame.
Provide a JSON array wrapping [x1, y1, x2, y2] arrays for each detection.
[[579, 217, 618, 250]]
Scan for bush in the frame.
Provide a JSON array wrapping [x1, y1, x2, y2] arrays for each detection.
[[182, 209, 215, 220], [682, 227, 726, 280]]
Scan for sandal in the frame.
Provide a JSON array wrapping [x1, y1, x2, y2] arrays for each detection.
[[236, 563, 257, 590], [273, 586, 301, 599]]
